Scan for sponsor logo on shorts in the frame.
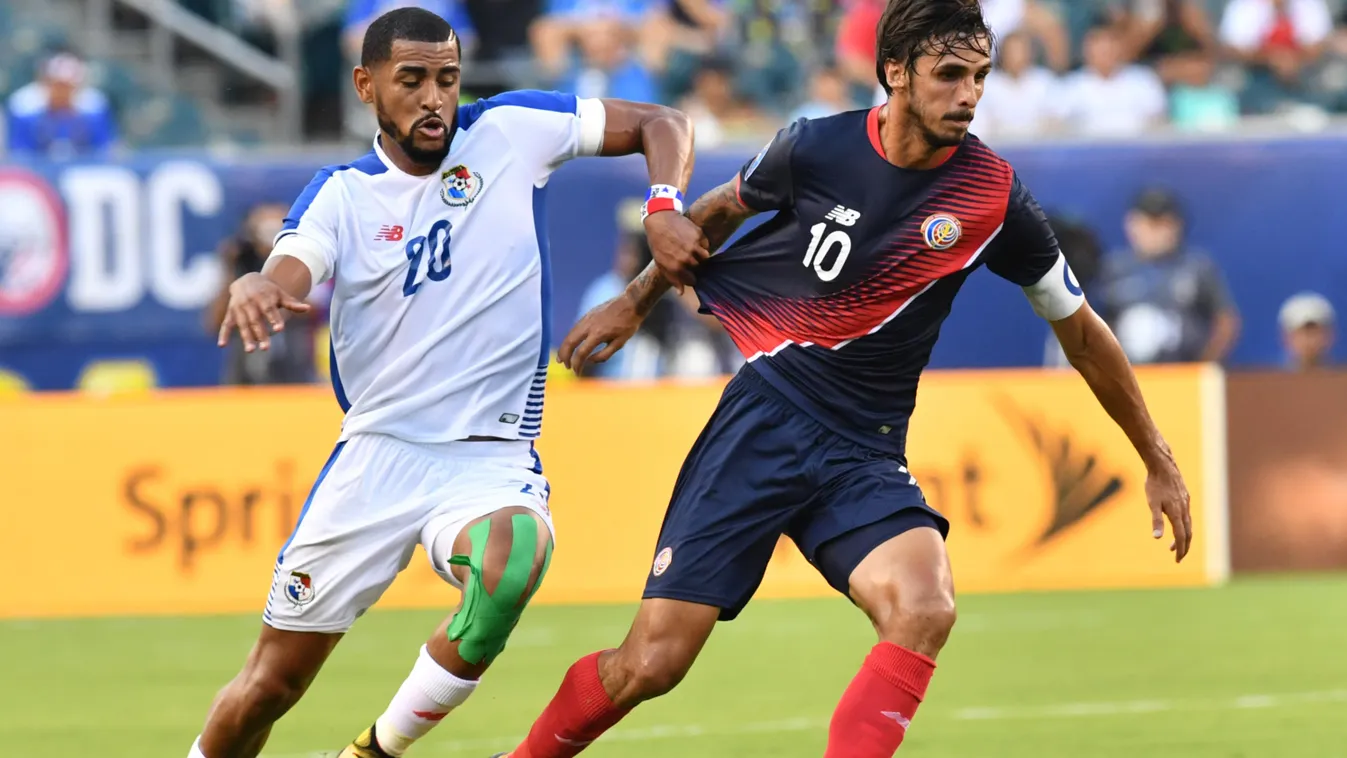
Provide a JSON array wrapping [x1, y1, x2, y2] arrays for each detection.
[[285, 570, 315, 608], [652, 546, 674, 577]]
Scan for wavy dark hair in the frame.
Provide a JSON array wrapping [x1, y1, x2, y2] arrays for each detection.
[[875, 0, 995, 95]]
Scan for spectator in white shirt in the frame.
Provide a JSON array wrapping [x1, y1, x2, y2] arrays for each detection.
[[1221, 0, 1331, 57], [980, 0, 1071, 72], [1220, 0, 1331, 110], [1058, 25, 1168, 137], [972, 30, 1060, 142]]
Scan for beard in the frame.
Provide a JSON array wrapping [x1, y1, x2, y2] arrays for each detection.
[[907, 98, 972, 149], [376, 101, 451, 168]]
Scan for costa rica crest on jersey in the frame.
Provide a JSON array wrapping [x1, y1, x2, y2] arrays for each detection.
[[440, 164, 484, 207], [920, 213, 962, 251]]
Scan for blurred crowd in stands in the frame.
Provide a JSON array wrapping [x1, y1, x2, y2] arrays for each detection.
[[0, 0, 1338, 385], [9, 0, 1347, 152]]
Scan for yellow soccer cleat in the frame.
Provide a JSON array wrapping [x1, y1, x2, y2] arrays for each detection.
[[338, 725, 396, 758]]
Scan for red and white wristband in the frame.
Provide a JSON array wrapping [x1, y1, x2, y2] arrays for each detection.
[[641, 184, 685, 220]]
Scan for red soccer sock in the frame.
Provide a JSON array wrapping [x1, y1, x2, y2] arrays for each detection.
[[511, 651, 631, 758], [824, 642, 936, 757]]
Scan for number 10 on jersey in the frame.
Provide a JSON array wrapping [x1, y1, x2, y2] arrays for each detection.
[[402, 219, 453, 296], [804, 223, 853, 282]]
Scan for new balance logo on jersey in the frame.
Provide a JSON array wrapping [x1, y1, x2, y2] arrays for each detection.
[[374, 225, 404, 242], [824, 205, 861, 227]]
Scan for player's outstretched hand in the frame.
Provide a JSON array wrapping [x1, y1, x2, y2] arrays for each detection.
[[644, 210, 709, 293], [559, 296, 642, 376], [1145, 458, 1192, 563], [218, 272, 311, 352]]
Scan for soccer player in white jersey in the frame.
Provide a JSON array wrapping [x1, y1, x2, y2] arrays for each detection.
[[187, 8, 708, 758]]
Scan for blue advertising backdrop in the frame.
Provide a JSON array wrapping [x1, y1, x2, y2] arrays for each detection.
[[1, 133, 1344, 390]]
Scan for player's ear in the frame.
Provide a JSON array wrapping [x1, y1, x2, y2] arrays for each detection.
[[353, 65, 375, 105], [884, 60, 906, 92]]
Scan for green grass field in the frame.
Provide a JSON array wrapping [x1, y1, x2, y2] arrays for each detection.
[[5, 574, 1347, 757]]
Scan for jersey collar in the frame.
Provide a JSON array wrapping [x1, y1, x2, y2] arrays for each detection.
[[372, 133, 394, 170], [370, 133, 445, 180], [867, 106, 959, 169]]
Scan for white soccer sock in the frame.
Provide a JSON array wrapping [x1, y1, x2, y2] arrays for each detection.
[[187, 736, 207, 758], [373, 645, 479, 756]]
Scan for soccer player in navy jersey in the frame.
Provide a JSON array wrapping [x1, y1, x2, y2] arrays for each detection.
[[497, 1, 1192, 756]]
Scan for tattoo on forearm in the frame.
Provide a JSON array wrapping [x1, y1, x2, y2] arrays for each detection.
[[626, 262, 668, 316], [689, 181, 753, 253], [624, 180, 755, 316]]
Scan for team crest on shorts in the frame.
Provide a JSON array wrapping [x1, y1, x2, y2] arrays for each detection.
[[652, 547, 674, 577], [285, 571, 315, 608], [440, 164, 484, 207], [920, 213, 962, 251]]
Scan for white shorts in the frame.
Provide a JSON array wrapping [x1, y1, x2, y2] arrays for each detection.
[[262, 433, 553, 633]]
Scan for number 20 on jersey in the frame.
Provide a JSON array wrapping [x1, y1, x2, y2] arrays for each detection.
[[402, 219, 453, 296]]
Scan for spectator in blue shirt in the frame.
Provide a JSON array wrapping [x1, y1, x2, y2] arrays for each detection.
[[558, 17, 658, 101], [532, 0, 662, 85], [6, 52, 118, 159]]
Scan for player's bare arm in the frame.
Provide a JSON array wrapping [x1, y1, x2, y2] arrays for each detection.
[[1052, 301, 1193, 562], [559, 180, 755, 374], [216, 254, 312, 353], [593, 99, 708, 290]]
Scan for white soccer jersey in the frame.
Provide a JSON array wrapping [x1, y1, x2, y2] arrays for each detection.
[[274, 91, 606, 444]]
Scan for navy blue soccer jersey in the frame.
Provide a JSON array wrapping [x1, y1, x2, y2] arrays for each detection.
[[694, 107, 1084, 459]]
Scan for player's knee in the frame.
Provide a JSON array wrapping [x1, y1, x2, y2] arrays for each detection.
[[874, 583, 957, 653], [612, 647, 692, 706], [856, 568, 957, 654], [445, 507, 552, 668], [902, 590, 958, 645], [474, 508, 552, 599]]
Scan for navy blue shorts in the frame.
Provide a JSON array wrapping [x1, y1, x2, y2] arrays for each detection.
[[643, 367, 950, 621]]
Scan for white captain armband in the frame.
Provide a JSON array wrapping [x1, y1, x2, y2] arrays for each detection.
[[271, 233, 332, 288], [576, 97, 607, 157], [1023, 251, 1086, 321]]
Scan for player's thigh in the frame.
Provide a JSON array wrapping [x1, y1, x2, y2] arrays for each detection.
[[790, 446, 955, 636], [265, 436, 426, 635], [420, 443, 554, 593], [643, 370, 818, 622], [814, 512, 956, 658], [844, 523, 955, 625]]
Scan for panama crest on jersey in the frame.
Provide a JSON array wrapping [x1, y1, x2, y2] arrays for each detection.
[[440, 164, 484, 207]]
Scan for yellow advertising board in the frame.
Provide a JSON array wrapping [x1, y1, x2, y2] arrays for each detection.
[[0, 365, 1227, 619]]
